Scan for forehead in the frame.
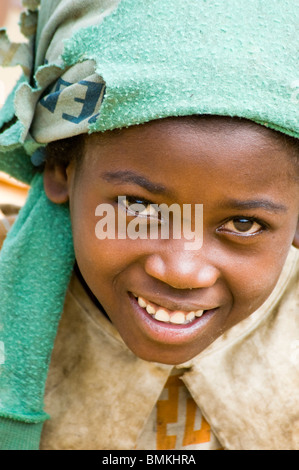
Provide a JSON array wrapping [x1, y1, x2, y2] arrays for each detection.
[[87, 116, 293, 154], [84, 116, 297, 182]]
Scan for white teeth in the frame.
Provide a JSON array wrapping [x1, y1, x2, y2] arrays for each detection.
[[155, 309, 170, 322], [195, 309, 204, 317], [138, 297, 147, 308], [136, 296, 206, 324], [186, 311, 195, 322], [146, 304, 156, 315], [170, 312, 186, 325]]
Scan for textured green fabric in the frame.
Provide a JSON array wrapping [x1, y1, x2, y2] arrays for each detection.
[[0, 173, 75, 423], [0, 418, 43, 450], [0, 0, 298, 450], [64, 0, 299, 138]]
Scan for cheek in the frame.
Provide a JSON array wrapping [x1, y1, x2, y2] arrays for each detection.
[[71, 211, 117, 289], [70, 192, 138, 302], [226, 246, 290, 320], [70, 195, 97, 267], [68, 182, 112, 294]]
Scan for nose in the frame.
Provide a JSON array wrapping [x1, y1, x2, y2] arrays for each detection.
[[144, 242, 220, 290]]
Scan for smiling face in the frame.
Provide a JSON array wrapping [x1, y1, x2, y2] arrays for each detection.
[[44, 116, 299, 365]]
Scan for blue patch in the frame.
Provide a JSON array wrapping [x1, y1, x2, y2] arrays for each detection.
[[62, 81, 105, 124], [40, 78, 105, 125]]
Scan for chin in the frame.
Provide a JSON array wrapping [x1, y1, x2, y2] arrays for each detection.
[[127, 343, 204, 366]]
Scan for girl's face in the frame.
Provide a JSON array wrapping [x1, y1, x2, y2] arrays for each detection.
[[45, 117, 299, 365]]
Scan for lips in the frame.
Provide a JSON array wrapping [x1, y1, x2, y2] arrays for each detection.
[[122, 291, 222, 363], [132, 294, 211, 325]]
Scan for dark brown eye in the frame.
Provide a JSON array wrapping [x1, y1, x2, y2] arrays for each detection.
[[120, 196, 159, 218], [221, 217, 263, 235], [232, 218, 255, 232]]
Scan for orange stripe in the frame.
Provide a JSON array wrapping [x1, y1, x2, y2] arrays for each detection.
[[183, 397, 210, 446], [156, 374, 182, 450]]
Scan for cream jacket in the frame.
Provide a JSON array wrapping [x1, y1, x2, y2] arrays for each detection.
[[40, 247, 299, 450]]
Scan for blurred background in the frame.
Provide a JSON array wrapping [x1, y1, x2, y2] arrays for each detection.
[[0, 0, 29, 207]]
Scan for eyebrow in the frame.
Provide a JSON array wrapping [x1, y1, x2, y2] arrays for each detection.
[[100, 171, 288, 213], [101, 170, 171, 195], [220, 198, 288, 214]]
